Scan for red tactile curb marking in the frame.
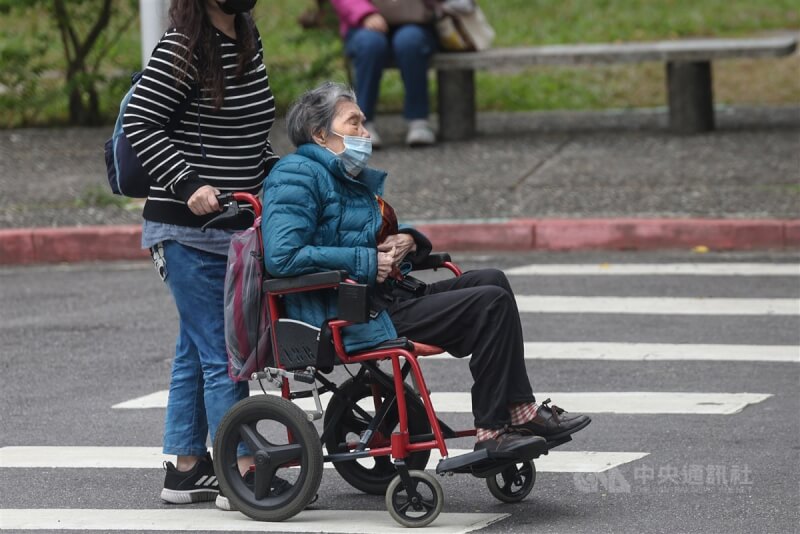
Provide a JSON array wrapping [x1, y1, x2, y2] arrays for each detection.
[[0, 225, 147, 265], [1, 219, 798, 265], [418, 218, 800, 252], [529, 218, 792, 251]]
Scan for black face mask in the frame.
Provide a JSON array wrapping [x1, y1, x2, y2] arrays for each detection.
[[217, 0, 257, 15]]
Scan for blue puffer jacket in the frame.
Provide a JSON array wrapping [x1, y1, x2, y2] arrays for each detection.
[[261, 143, 430, 352]]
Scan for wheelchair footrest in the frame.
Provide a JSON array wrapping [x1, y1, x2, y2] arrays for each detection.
[[436, 449, 491, 475], [436, 437, 550, 478]]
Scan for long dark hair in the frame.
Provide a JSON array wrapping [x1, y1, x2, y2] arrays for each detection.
[[168, 0, 258, 110]]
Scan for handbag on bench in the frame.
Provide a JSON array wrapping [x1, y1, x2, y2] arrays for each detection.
[[436, 0, 495, 51], [372, 0, 436, 26]]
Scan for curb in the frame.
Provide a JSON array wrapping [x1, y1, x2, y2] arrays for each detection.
[[0, 225, 147, 266], [417, 218, 800, 252], [1, 218, 798, 266]]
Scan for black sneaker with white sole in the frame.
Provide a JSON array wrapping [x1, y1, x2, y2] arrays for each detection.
[[215, 489, 235, 512], [216, 472, 315, 511], [160, 452, 219, 504]]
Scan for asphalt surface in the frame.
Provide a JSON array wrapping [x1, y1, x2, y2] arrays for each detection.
[[1, 106, 799, 230], [1, 250, 799, 533]]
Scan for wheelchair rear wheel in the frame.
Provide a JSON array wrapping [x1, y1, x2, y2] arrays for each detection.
[[486, 459, 536, 503], [213, 395, 323, 522], [324, 377, 432, 495]]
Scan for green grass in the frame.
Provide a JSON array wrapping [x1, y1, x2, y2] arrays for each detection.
[[0, 0, 798, 127], [73, 185, 132, 209]]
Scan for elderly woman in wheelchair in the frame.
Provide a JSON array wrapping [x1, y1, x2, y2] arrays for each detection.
[[212, 81, 590, 527]]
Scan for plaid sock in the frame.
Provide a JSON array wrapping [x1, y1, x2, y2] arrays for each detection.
[[510, 402, 538, 425], [476, 427, 502, 442]]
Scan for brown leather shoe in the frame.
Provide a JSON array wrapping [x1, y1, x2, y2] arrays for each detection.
[[474, 431, 547, 455], [511, 399, 591, 441]]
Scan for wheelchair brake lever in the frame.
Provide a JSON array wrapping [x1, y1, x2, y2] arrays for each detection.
[[254, 366, 314, 384], [200, 193, 239, 232], [254, 367, 324, 422]]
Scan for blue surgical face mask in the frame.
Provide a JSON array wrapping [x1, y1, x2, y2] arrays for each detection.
[[328, 131, 372, 176]]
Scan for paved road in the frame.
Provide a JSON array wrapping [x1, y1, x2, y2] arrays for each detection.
[[2, 107, 800, 231], [1, 250, 799, 533]]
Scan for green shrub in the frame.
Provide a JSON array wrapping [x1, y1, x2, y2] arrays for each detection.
[[0, 0, 797, 127]]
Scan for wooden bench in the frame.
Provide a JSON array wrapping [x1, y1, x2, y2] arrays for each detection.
[[429, 35, 798, 140]]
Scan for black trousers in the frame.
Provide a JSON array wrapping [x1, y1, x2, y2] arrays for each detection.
[[387, 269, 535, 429]]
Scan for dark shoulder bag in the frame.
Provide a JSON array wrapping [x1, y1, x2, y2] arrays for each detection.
[[372, 0, 435, 25]]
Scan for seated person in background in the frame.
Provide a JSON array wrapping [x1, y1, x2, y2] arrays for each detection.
[[261, 82, 591, 453], [329, 0, 437, 147]]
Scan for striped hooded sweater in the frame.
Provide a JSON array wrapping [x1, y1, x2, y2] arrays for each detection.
[[122, 26, 278, 229]]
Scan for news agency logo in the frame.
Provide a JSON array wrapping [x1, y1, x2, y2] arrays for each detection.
[[574, 464, 754, 494], [573, 469, 631, 494]]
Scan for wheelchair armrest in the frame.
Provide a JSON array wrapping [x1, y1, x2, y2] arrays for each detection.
[[263, 271, 371, 324], [263, 270, 348, 294], [411, 252, 452, 271]]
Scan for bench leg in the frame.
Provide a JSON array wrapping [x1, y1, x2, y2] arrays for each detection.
[[666, 61, 715, 134], [437, 69, 475, 141]]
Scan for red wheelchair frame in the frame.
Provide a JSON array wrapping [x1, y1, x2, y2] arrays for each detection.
[[212, 193, 553, 527]]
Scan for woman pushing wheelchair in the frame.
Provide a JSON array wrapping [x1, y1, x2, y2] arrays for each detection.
[[261, 81, 591, 453]]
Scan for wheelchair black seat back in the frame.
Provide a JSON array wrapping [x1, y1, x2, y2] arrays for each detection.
[[212, 193, 563, 528]]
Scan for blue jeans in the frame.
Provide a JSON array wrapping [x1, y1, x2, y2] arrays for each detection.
[[161, 241, 249, 456], [345, 25, 437, 121]]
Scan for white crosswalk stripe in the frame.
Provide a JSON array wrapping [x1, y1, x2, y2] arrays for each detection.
[[5, 261, 796, 532], [514, 295, 800, 315], [424, 342, 800, 362], [0, 509, 508, 533], [0, 447, 648, 474], [504, 262, 800, 276], [112, 389, 772, 415]]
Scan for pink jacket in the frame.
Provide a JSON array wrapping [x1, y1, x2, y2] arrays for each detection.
[[329, 0, 379, 38]]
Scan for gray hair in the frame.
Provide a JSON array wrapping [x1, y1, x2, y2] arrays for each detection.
[[286, 82, 357, 147]]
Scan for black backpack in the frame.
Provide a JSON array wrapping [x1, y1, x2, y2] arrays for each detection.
[[103, 72, 198, 197]]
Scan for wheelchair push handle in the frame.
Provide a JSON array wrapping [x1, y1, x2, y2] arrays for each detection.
[[217, 192, 262, 217], [200, 192, 262, 231]]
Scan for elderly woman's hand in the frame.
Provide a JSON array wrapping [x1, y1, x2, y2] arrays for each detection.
[[378, 234, 417, 267], [362, 13, 388, 33], [377, 246, 396, 283]]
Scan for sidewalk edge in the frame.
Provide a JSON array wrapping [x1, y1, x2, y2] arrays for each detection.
[[417, 218, 799, 252], [1, 219, 798, 265], [0, 225, 147, 266]]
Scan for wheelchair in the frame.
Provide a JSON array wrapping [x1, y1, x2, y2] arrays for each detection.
[[211, 193, 573, 528]]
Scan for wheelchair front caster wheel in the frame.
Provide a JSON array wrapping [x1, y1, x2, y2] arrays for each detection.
[[486, 460, 536, 503], [213, 395, 323, 522], [385, 470, 443, 528]]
